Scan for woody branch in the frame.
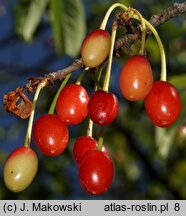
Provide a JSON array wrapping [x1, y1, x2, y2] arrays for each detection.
[[3, 2, 186, 117]]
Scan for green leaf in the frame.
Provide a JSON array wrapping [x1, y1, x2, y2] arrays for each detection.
[[50, 0, 86, 57], [15, 0, 49, 41], [155, 126, 176, 159], [50, 0, 64, 55], [15, 0, 29, 37]]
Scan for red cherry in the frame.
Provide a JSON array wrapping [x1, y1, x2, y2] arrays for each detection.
[[73, 135, 109, 165], [120, 55, 153, 101], [56, 84, 89, 125], [88, 90, 119, 126], [4, 146, 38, 192], [81, 29, 111, 68], [78, 150, 114, 195], [145, 81, 182, 127], [33, 114, 69, 156]]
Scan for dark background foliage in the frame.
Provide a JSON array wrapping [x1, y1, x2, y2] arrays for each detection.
[[0, 0, 186, 199]]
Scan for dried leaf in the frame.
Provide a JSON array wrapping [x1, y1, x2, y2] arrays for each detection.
[[3, 87, 32, 119]]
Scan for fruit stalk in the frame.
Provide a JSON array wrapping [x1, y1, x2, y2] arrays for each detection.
[[100, 3, 128, 30], [24, 79, 47, 148], [100, 2, 166, 81], [48, 73, 71, 114], [144, 20, 167, 81], [103, 22, 118, 92], [132, 14, 167, 81], [76, 67, 89, 85], [86, 119, 93, 137], [86, 67, 103, 137], [129, 8, 146, 55], [97, 127, 104, 151]]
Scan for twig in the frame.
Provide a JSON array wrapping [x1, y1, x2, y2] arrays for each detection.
[[28, 2, 186, 84], [149, 2, 186, 27], [46, 59, 83, 81], [114, 2, 186, 50], [3, 2, 186, 117]]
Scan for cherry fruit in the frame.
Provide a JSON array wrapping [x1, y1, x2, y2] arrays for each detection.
[[78, 150, 114, 195], [145, 81, 181, 127], [120, 55, 153, 101], [56, 84, 89, 125], [88, 90, 118, 126], [33, 114, 69, 156], [4, 146, 38, 192], [81, 29, 111, 68], [73, 135, 108, 165]]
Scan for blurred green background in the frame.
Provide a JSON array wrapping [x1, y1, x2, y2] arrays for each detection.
[[0, 0, 186, 199]]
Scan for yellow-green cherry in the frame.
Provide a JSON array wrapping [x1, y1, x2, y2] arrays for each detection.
[[81, 29, 111, 68], [4, 146, 38, 192]]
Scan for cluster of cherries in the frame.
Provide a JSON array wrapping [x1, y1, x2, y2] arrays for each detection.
[[33, 77, 117, 195], [120, 55, 181, 127], [3, 3, 182, 195]]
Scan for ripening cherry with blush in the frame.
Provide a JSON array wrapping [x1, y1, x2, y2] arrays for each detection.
[[33, 114, 69, 156], [73, 135, 109, 165], [88, 90, 119, 126], [145, 80, 182, 127], [81, 29, 111, 68], [4, 146, 38, 192], [56, 84, 89, 125], [78, 150, 114, 195], [120, 55, 153, 101]]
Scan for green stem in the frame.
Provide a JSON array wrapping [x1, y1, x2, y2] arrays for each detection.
[[100, 2, 166, 81], [24, 80, 47, 148], [131, 13, 166, 80], [48, 73, 71, 114], [76, 67, 89, 85], [86, 67, 103, 137], [144, 20, 167, 81], [89, 71, 102, 89], [96, 66, 103, 84], [97, 127, 104, 151], [103, 22, 118, 92], [100, 3, 128, 30], [130, 8, 146, 55], [132, 16, 166, 81], [86, 119, 93, 137]]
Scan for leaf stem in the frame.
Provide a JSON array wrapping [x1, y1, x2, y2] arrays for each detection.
[[48, 73, 71, 114], [24, 79, 47, 148]]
